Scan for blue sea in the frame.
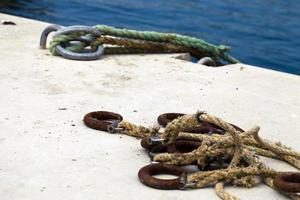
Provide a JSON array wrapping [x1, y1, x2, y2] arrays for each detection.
[[1, 0, 299, 75]]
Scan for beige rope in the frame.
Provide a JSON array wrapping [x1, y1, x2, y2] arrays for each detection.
[[252, 130, 300, 159], [162, 113, 201, 143], [108, 111, 299, 200], [215, 182, 240, 200], [199, 113, 246, 168], [245, 145, 281, 159], [119, 121, 158, 138], [187, 166, 276, 188]]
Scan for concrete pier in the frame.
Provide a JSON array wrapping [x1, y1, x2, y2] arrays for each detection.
[[0, 13, 299, 200]]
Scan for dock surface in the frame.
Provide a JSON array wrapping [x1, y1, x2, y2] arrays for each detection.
[[0, 13, 300, 200]]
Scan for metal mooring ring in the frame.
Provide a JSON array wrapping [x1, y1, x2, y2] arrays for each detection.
[[53, 25, 101, 37], [138, 164, 187, 190], [53, 25, 104, 60], [39, 24, 64, 49], [157, 113, 185, 127], [140, 136, 152, 149], [197, 57, 217, 66], [140, 136, 166, 150], [55, 44, 105, 60], [147, 135, 167, 145], [148, 144, 169, 160], [167, 139, 201, 153], [273, 172, 300, 193], [83, 111, 123, 132]]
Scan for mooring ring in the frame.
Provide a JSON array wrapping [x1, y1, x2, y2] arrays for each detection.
[[148, 144, 169, 160], [167, 140, 201, 153], [141, 136, 153, 149], [83, 111, 123, 132], [140, 136, 167, 150], [140, 136, 166, 150], [147, 135, 167, 145], [157, 113, 185, 127], [273, 172, 300, 193], [138, 164, 187, 190], [197, 57, 217, 66], [53, 25, 101, 37], [146, 139, 201, 159], [55, 44, 104, 60], [52, 25, 104, 60], [39, 24, 64, 49]]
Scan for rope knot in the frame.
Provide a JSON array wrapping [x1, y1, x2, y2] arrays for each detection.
[[47, 25, 105, 60]]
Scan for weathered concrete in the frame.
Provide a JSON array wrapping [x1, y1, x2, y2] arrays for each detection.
[[0, 13, 299, 200]]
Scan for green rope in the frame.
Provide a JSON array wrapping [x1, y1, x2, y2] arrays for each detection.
[[50, 32, 88, 55], [49, 25, 240, 64], [94, 25, 239, 63], [104, 47, 186, 54]]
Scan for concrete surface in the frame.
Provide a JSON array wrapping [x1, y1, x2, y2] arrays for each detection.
[[0, 13, 299, 200]]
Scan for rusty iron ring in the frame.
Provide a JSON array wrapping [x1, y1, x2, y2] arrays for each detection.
[[140, 136, 167, 150], [144, 138, 200, 152], [273, 172, 300, 193], [147, 140, 200, 160], [148, 144, 169, 160], [83, 111, 123, 132], [157, 113, 185, 127], [138, 164, 187, 190], [140, 136, 154, 150], [167, 140, 201, 153]]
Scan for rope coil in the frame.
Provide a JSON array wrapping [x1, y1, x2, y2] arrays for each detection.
[[40, 24, 240, 64]]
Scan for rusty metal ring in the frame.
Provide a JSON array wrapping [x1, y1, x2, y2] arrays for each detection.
[[167, 140, 201, 153], [138, 164, 187, 190], [140, 136, 166, 150], [157, 113, 185, 127], [148, 144, 169, 160], [83, 111, 123, 132], [147, 140, 200, 159], [141, 136, 153, 149], [273, 172, 300, 193]]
